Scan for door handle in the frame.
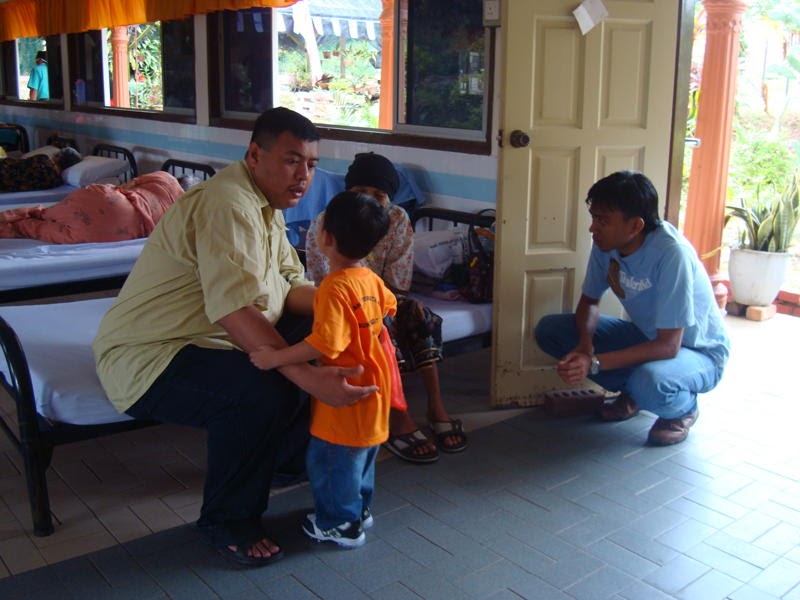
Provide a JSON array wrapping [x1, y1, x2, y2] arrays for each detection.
[[509, 129, 530, 148]]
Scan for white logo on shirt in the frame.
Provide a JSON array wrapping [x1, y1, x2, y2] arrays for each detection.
[[619, 271, 652, 292]]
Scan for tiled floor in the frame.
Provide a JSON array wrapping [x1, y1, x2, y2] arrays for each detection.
[[0, 312, 798, 599]]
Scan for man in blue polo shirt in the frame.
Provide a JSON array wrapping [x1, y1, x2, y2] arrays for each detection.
[[535, 171, 730, 446]]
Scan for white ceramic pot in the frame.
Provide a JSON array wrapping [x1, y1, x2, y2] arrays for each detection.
[[728, 248, 791, 306]]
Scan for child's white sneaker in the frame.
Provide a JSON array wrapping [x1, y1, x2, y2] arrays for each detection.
[[361, 508, 374, 529], [302, 513, 365, 548]]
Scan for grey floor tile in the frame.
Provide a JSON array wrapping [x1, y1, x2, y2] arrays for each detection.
[[666, 496, 736, 529], [220, 587, 272, 600], [504, 576, 572, 600], [746, 557, 800, 597], [684, 541, 762, 581], [626, 507, 688, 538], [618, 579, 678, 600], [675, 568, 742, 600], [704, 531, 779, 569], [642, 554, 710, 595], [454, 558, 545, 599], [727, 584, 783, 600], [404, 569, 484, 600], [370, 580, 426, 600], [149, 568, 219, 600], [656, 518, 718, 553], [557, 513, 624, 548], [585, 538, 660, 580], [720, 511, 780, 542], [607, 528, 680, 566], [484, 531, 556, 573], [564, 565, 636, 600], [535, 551, 605, 590], [292, 559, 372, 600]]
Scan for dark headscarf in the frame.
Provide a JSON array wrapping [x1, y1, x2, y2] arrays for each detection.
[[344, 152, 400, 198]]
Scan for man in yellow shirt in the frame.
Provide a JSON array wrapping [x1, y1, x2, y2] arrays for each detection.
[[93, 107, 376, 567]]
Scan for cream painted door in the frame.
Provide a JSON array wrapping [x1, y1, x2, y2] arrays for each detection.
[[492, 0, 681, 406]]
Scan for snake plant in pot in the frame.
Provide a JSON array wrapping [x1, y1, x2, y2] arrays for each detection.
[[726, 171, 800, 306]]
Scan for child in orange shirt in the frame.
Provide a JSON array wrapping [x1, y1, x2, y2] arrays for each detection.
[[251, 191, 396, 548]]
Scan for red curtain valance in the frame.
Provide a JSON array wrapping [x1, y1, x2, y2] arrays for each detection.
[[0, 0, 300, 42]]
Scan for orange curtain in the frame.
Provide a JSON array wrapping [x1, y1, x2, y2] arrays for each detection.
[[0, 0, 299, 42]]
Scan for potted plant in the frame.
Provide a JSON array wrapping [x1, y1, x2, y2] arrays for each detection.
[[726, 170, 800, 306]]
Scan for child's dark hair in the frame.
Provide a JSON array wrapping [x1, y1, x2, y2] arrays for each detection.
[[585, 170, 661, 233], [323, 191, 390, 260]]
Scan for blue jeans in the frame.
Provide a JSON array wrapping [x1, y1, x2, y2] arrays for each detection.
[[535, 313, 722, 419], [306, 436, 378, 530]]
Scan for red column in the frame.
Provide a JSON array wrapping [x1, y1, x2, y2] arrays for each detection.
[[682, 0, 747, 305], [378, 0, 396, 130], [110, 26, 130, 108]]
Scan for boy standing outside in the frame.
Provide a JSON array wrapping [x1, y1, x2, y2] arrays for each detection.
[[28, 51, 49, 101], [251, 191, 396, 548]]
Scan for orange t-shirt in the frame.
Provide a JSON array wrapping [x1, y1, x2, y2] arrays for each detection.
[[305, 266, 397, 447]]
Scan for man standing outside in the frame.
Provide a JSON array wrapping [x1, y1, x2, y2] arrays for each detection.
[[28, 50, 49, 100], [93, 107, 376, 567], [535, 171, 729, 446]]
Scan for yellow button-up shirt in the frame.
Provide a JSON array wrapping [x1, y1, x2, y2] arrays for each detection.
[[93, 161, 312, 412]]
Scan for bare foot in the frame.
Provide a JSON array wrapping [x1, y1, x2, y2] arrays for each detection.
[[227, 537, 281, 559], [389, 408, 436, 457]]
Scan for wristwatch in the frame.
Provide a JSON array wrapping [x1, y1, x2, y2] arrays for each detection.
[[589, 355, 601, 375]]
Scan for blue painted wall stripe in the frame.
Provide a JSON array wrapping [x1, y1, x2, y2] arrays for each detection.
[[2, 112, 497, 202]]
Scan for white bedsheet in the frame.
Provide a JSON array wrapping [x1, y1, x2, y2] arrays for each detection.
[[409, 293, 493, 343], [0, 293, 491, 427], [0, 183, 78, 207], [0, 297, 131, 425], [0, 238, 145, 292]]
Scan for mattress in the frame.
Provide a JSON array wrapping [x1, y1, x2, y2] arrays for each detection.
[[0, 297, 131, 425], [0, 183, 78, 207], [409, 293, 493, 343], [0, 292, 489, 427], [0, 237, 145, 292]]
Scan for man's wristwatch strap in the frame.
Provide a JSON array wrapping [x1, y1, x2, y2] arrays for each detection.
[[590, 355, 601, 375]]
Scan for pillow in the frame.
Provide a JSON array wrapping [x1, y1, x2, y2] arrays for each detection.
[[177, 174, 202, 191], [61, 155, 129, 187], [22, 145, 63, 159]]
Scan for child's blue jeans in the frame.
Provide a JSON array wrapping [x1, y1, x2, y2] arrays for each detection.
[[306, 436, 378, 530]]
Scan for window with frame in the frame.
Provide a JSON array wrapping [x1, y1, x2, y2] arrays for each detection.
[[68, 18, 195, 117], [210, 0, 492, 152], [0, 36, 62, 102]]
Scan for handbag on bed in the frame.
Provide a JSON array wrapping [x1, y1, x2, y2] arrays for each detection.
[[461, 211, 495, 304]]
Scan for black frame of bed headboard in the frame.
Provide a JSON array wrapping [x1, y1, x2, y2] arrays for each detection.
[[92, 143, 138, 181], [0, 124, 30, 153], [161, 158, 216, 181], [411, 206, 496, 231]]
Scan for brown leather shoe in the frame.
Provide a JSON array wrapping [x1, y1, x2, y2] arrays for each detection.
[[647, 409, 699, 446], [599, 394, 639, 422]]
